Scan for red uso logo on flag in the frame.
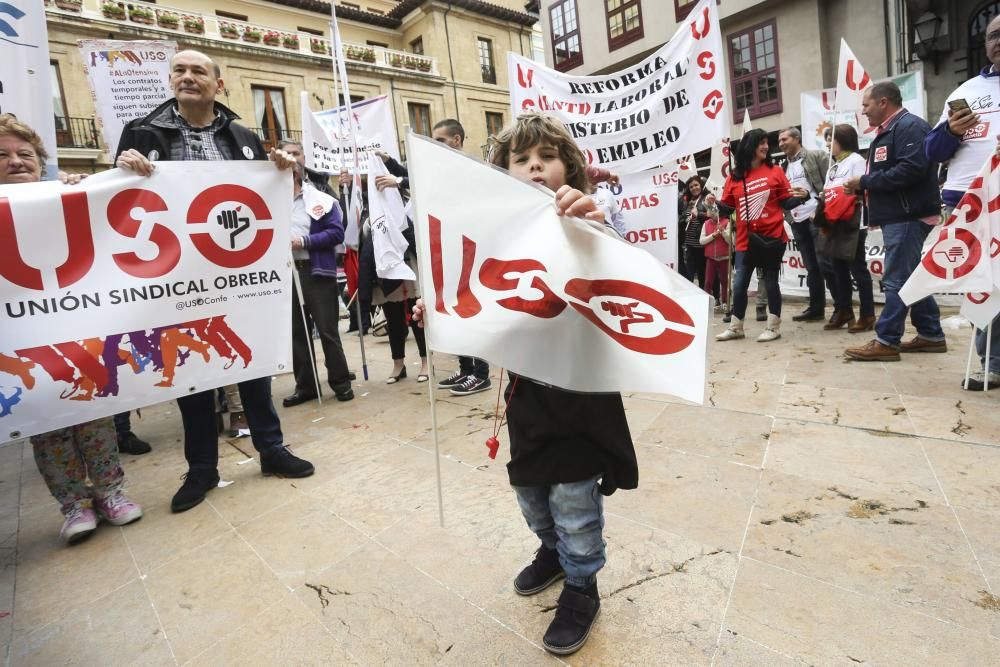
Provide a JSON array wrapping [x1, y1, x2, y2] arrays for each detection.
[[922, 227, 982, 280], [845, 60, 870, 91], [428, 215, 696, 356]]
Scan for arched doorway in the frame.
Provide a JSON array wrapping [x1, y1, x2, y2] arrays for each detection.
[[969, 1, 1000, 77]]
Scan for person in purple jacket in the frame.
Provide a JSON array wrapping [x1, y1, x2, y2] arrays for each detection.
[[279, 140, 356, 407]]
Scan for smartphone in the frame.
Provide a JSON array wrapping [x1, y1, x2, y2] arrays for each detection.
[[947, 98, 972, 113]]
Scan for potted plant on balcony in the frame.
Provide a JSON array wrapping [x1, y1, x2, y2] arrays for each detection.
[[129, 5, 155, 24], [243, 27, 262, 43], [263, 31, 281, 47], [345, 46, 361, 61], [282, 34, 299, 50], [157, 10, 180, 29], [416, 58, 431, 72], [310, 38, 328, 55], [182, 15, 204, 34], [390, 53, 403, 68], [101, 2, 126, 20], [363, 47, 376, 63], [219, 22, 240, 39], [54, 0, 82, 11], [403, 56, 418, 70]]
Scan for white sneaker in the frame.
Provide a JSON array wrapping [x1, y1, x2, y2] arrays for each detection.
[[961, 370, 1000, 391], [757, 314, 781, 342], [715, 317, 744, 341]]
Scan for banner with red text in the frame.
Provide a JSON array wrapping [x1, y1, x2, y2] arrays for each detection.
[[800, 70, 926, 151], [308, 94, 400, 175], [507, 0, 727, 173], [597, 168, 679, 270], [0, 163, 292, 441], [408, 136, 710, 403], [79, 39, 177, 157]]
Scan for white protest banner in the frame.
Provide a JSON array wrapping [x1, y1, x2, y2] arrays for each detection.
[[408, 136, 710, 402], [900, 157, 997, 304], [597, 168, 679, 270], [0, 1, 58, 178], [310, 94, 400, 174], [367, 153, 415, 280], [0, 163, 292, 441], [801, 70, 926, 151], [507, 0, 726, 173], [79, 40, 176, 156]]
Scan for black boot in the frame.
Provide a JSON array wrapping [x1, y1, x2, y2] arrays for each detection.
[[260, 446, 315, 478], [514, 545, 565, 595], [543, 582, 601, 655], [171, 469, 220, 513]]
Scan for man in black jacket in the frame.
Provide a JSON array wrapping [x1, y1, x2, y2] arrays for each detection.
[[843, 81, 945, 362], [115, 50, 318, 512]]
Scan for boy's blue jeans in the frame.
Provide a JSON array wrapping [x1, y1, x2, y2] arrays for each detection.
[[513, 476, 605, 588]]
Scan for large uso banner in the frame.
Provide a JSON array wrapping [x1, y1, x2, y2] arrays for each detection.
[[507, 0, 726, 172], [0, 163, 292, 441]]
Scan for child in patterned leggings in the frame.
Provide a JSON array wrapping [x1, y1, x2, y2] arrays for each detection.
[[31, 417, 143, 544]]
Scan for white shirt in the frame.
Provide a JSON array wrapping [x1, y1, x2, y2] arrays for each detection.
[[291, 193, 310, 260], [785, 152, 819, 222], [592, 188, 626, 236], [939, 72, 1000, 194], [825, 152, 866, 187]]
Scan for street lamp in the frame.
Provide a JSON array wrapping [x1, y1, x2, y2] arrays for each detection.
[[913, 10, 944, 73]]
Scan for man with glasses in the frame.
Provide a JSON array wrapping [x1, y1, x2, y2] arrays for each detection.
[[115, 50, 320, 512], [923, 15, 1000, 390]]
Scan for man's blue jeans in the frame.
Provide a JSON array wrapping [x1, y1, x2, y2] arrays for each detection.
[[976, 314, 1000, 371], [875, 221, 945, 348], [513, 476, 605, 588]]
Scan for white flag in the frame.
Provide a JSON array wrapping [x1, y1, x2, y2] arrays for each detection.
[[407, 136, 710, 402], [834, 39, 871, 125], [506, 0, 727, 172], [742, 110, 752, 135], [960, 291, 1000, 330], [0, 1, 58, 178], [900, 157, 997, 304], [367, 154, 415, 281]]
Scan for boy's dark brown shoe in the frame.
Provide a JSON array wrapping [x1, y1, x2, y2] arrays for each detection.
[[845, 340, 901, 362], [514, 545, 564, 596], [543, 582, 600, 655], [899, 336, 947, 353]]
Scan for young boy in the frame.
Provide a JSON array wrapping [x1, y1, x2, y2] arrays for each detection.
[[418, 113, 638, 655]]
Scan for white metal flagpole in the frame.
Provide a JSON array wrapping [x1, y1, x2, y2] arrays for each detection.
[[984, 321, 992, 391], [963, 326, 976, 390]]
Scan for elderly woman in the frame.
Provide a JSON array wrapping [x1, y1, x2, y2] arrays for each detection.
[[0, 115, 142, 543]]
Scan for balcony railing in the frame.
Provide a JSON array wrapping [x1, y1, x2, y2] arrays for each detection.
[[46, 1, 440, 77], [55, 116, 100, 149], [248, 127, 303, 152]]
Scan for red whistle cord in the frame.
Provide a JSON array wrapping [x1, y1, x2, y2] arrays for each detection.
[[486, 370, 518, 459]]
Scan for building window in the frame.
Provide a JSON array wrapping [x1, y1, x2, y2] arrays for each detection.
[[298, 26, 323, 36], [478, 37, 496, 84], [251, 86, 288, 150], [606, 0, 643, 51], [674, 0, 697, 21], [485, 111, 504, 137], [410, 37, 424, 55], [367, 40, 389, 48], [408, 102, 431, 136], [216, 10, 248, 22], [550, 0, 582, 72], [728, 20, 782, 121], [50, 62, 68, 131]]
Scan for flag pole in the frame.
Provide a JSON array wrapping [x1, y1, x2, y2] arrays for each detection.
[[291, 258, 323, 404], [984, 321, 993, 391], [963, 326, 977, 390], [405, 132, 446, 527]]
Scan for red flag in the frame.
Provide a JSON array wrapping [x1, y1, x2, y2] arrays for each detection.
[[344, 247, 360, 298]]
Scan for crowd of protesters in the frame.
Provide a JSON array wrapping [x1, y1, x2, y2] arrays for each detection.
[[5, 27, 1000, 656]]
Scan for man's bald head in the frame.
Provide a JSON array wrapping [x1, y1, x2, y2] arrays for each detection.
[[171, 49, 220, 78]]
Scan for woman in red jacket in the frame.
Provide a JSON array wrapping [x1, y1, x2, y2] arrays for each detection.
[[717, 129, 805, 342]]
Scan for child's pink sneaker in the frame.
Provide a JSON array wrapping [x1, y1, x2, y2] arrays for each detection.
[[60, 506, 97, 544], [95, 492, 143, 526]]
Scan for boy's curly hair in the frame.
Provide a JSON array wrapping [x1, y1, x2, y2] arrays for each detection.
[[487, 112, 590, 192], [0, 114, 48, 173]]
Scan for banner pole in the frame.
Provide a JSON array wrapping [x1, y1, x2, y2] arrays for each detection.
[[984, 321, 992, 392], [427, 349, 446, 528], [291, 261, 324, 405], [356, 290, 369, 381], [963, 326, 976, 391]]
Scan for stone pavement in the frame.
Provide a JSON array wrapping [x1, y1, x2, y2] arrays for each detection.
[[1, 307, 998, 666]]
